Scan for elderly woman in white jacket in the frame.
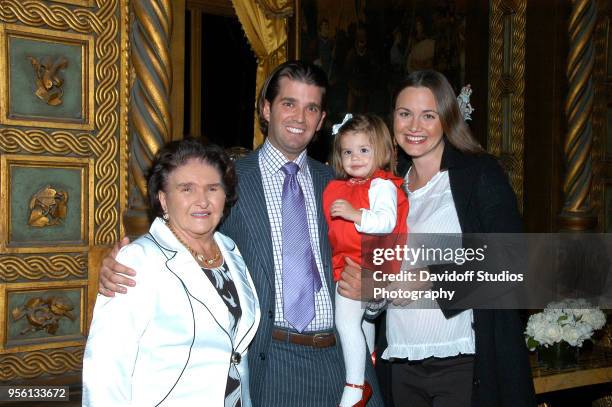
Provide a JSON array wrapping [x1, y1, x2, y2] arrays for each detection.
[[83, 139, 260, 406]]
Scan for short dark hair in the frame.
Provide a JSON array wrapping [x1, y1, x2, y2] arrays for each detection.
[[147, 138, 238, 220], [256, 60, 328, 135]]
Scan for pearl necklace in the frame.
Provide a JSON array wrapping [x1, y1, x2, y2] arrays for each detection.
[[167, 222, 221, 266]]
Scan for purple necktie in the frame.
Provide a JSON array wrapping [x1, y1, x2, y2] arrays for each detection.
[[281, 162, 322, 332]]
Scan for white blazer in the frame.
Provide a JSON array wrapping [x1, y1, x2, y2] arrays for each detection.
[[83, 218, 261, 406]]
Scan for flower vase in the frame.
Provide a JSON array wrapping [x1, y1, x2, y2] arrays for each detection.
[[537, 342, 578, 369]]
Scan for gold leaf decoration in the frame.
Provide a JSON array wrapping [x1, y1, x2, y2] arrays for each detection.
[[0, 129, 98, 155], [28, 55, 68, 106], [590, 10, 608, 230], [130, 0, 173, 202], [0, 347, 83, 380], [28, 185, 69, 228], [12, 295, 76, 335], [0, 0, 123, 244], [92, 0, 120, 244], [0, 254, 87, 281], [488, 0, 526, 213], [0, 0, 96, 33]]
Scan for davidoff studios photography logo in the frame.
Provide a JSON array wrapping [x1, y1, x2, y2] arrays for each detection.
[[359, 233, 611, 309]]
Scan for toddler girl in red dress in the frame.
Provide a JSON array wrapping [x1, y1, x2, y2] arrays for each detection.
[[323, 113, 409, 407]]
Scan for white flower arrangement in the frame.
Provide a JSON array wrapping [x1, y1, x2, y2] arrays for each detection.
[[525, 298, 607, 351]]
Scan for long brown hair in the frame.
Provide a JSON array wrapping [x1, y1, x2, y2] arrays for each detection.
[[392, 70, 484, 154]]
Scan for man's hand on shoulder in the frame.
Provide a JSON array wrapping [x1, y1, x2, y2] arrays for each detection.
[[98, 237, 136, 297]]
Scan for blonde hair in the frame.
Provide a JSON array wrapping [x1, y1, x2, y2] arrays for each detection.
[[330, 114, 396, 179]]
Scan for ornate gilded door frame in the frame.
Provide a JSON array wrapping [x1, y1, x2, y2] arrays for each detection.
[[488, 0, 527, 213], [0, 0, 129, 381], [593, 0, 612, 232]]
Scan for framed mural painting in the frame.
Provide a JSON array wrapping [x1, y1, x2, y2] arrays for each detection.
[[294, 0, 473, 161]]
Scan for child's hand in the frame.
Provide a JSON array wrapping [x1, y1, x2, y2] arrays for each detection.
[[330, 199, 362, 224]]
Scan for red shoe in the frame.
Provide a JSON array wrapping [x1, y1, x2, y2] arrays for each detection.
[[340, 381, 372, 407]]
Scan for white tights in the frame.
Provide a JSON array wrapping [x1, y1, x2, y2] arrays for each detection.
[[335, 284, 375, 406]]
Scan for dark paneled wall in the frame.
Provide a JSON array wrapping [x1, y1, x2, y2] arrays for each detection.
[[524, 0, 571, 232]]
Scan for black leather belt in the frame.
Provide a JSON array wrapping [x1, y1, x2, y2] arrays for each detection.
[[272, 328, 336, 348]]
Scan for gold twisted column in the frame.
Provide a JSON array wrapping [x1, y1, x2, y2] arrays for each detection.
[[559, 0, 597, 231], [127, 0, 173, 235]]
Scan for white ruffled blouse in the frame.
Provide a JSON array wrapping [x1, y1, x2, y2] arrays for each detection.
[[383, 169, 476, 361]]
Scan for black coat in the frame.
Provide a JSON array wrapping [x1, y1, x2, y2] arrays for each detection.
[[393, 142, 537, 407]]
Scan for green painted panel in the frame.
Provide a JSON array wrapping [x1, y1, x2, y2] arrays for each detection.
[[7, 288, 82, 342], [9, 36, 83, 121], [10, 165, 83, 244]]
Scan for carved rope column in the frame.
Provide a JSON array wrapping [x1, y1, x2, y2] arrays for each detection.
[[126, 0, 173, 235], [559, 0, 598, 231]]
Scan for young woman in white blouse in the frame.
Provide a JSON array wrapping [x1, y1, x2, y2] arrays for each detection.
[[362, 70, 536, 407]]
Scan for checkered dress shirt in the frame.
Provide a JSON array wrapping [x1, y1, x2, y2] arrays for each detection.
[[259, 140, 334, 331]]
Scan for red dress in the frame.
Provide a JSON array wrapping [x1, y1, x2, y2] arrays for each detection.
[[323, 169, 409, 282]]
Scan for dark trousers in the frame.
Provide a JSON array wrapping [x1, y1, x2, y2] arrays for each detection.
[[256, 339, 344, 407], [391, 354, 474, 407], [255, 337, 384, 407]]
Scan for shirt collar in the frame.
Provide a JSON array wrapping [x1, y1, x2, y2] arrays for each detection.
[[260, 139, 309, 175]]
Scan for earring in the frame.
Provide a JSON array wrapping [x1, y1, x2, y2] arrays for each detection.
[[163, 212, 169, 221]]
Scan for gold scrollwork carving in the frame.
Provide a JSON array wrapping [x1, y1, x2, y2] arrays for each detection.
[[0, 0, 125, 244], [93, 0, 121, 244], [488, 0, 526, 213], [0, 254, 87, 281], [0, 347, 83, 380], [0, 129, 98, 156], [11, 296, 75, 335], [489, 8, 504, 151], [0, 0, 97, 33], [590, 12, 607, 230], [28, 185, 69, 227], [28, 56, 68, 106]]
